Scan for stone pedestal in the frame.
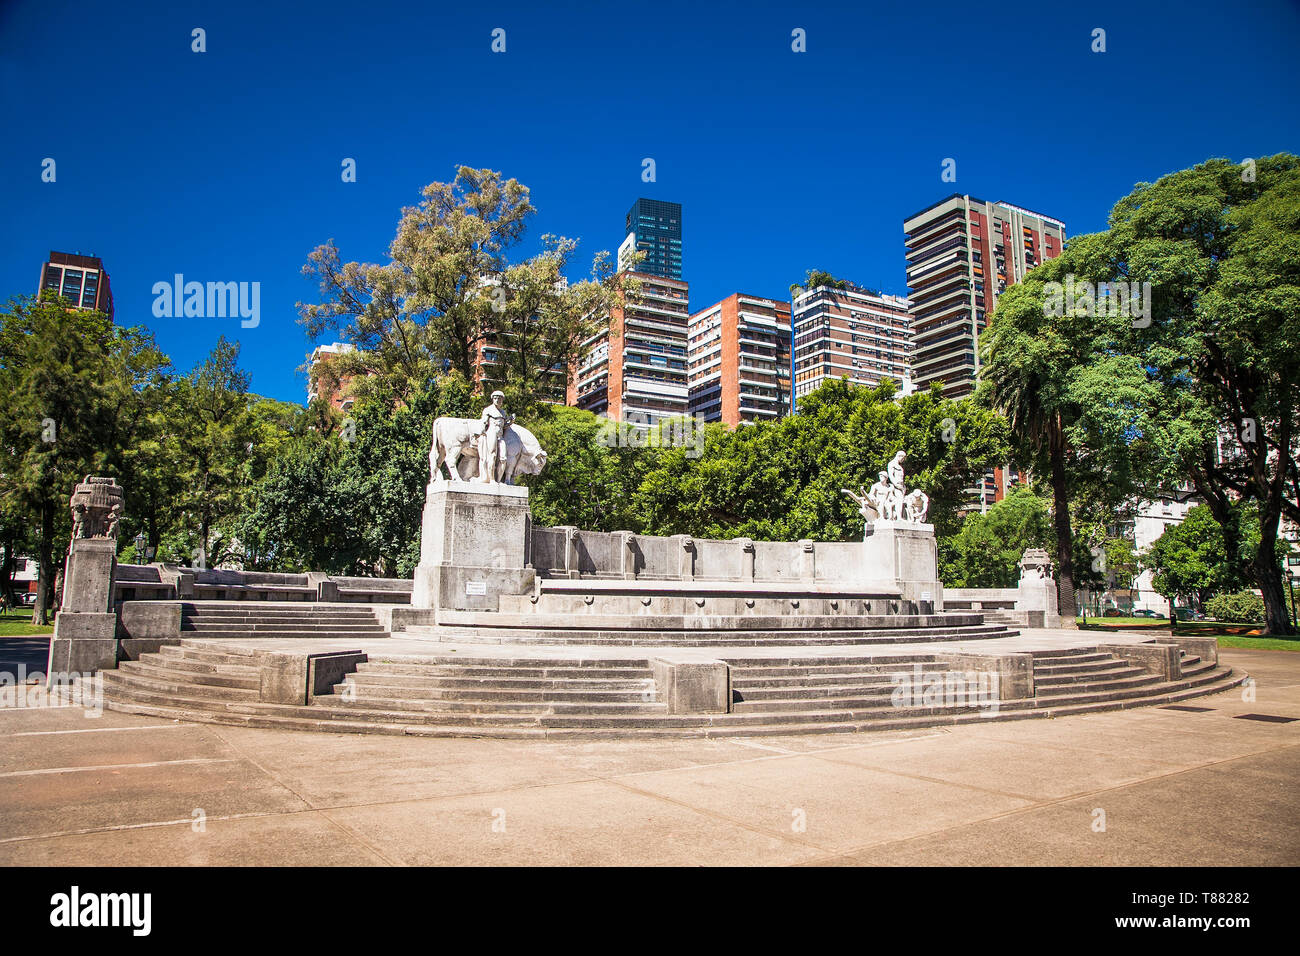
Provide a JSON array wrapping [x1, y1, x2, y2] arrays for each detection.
[[48, 537, 119, 674], [862, 520, 942, 610], [411, 480, 536, 613]]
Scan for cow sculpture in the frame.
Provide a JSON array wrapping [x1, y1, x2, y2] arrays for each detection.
[[429, 416, 548, 485]]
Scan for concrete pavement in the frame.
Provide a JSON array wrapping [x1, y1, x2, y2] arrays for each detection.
[[1, 647, 1295, 866]]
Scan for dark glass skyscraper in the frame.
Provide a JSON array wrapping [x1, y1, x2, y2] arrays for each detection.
[[621, 198, 682, 279]]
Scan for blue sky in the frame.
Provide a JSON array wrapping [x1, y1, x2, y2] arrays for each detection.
[[2, 0, 1297, 404]]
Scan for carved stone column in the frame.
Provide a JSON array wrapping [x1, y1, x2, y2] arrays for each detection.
[[48, 476, 124, 675]]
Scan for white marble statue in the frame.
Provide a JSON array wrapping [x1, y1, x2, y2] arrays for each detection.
[[429, 405, 547, 486], [904, 488, 929, 524], [478, 390, 514, 484], [841, 486, 877, 539], [868, 471, 901, 521]]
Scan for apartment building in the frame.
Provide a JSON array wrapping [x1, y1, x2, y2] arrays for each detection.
[[688, 294, 791, 424], [569, 274, 691, 426], [791, 284, 912, 405], [38, 251, 113, 320], [903, 195, 1064, 400]]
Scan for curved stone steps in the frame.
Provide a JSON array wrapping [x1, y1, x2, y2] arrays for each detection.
[[117, 659, 259, 690], [101, 642, 1243, 736], [102, 667, 1246, 739], [425, 624, 1019, 647]]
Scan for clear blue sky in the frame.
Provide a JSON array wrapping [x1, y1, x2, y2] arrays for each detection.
[[2, 0, 1297, 404]]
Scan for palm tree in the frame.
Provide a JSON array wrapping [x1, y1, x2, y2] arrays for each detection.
[[978, 279, 1082, 624]]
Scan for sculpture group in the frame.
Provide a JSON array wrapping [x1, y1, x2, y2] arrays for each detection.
[[429, 391, 548, 485], [842, 451, 929, 532]]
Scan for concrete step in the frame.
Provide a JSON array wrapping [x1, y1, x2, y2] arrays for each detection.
[[357, 658, 653, 674], [345, 672, 655, 692], [178, 628, 387, 640], [732, 669, 949, 689], [101, 669, 261, 702], [427, 623, 1016, 642], [1033, 664, 1149, 685], [102, 668, 1246, 739], [315, 695, 668, 716], [354, 663, 655, 680], [159, 645, 269, 667], [335, 680, 657, 704], [118, 658, 259, 690], [128, 653, 259, 678], [1034, 674, 1163, 696]]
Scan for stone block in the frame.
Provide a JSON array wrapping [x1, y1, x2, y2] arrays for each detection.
[[1099, 642, 1181, 681], [650, 657, 730, 714], [307, 572, 340, 602], [259, 654, 310, 705], [61, 538, 117, 614], [308, 652, 368, 697], [940, 652, 1035, 700], [412, 482, 533, 609], [117, 601, 181, 641], [259, 650, 368, 704], [1165, 636, 1218, 667], [48, 611, 119, 674]]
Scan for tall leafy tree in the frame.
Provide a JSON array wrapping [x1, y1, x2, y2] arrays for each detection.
[[1104, 155, 1300, 634], [171, 337, 259, 565], [0, 295, 168, 622], [299, 166, 625, 408]]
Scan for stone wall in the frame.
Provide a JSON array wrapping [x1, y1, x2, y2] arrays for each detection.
[[529, 528, 885, 587]]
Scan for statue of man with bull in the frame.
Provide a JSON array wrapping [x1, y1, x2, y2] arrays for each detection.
[[428, 392, 548, 486]]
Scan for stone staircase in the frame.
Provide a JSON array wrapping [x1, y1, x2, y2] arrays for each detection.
[[179, 602, 387, 640], [101, 639, 1244, 739], [415, 611, 1019, 647]]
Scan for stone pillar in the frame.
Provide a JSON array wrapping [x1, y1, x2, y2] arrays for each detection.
[[48, 476, 124, 675], [862, 519, 942, 609], [411, 481, 536, 613], [734, 537, 755, 582], [552, 526, 579, 579], [613, 531, 636, 580], [672, 535, 695, 581], [796, 539, 815, 581], [1017, 548, 1064, 628]]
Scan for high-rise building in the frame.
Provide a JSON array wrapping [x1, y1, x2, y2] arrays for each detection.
[[791, 284, 912, 404], [307, 342, 358, 410], [570, 274, 690, 426], [39, 251, 113, 320], [688, 294, 791, 425], [620, 198, 682, 280], [903, 195, 1064, 400]]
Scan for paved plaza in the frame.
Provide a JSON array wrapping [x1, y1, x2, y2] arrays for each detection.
[[1, 646, 1295, 867]]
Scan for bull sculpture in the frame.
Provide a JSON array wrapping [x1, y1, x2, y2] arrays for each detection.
[[429, 417, 547, 485]]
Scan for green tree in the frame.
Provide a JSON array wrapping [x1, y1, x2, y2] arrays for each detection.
[[299, 166, 627, 409], [0, 295, 168, 622], [171, 337, 259, 565], [941, 486, 1052, 588], [1142, 504, 1254, 618], [1103, 155, 1300, 634]]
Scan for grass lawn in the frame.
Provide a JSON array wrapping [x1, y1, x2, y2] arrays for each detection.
[[1216, 634, 1300, 652], [0, 610, 53, 636], [1077, 617, 1170, 630]]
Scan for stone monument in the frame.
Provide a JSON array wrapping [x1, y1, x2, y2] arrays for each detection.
[[48, 476, 124, 673], [858, 452, 942, 610], [1017, 548, 1063, 627], [413, 398, 547, 612]]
